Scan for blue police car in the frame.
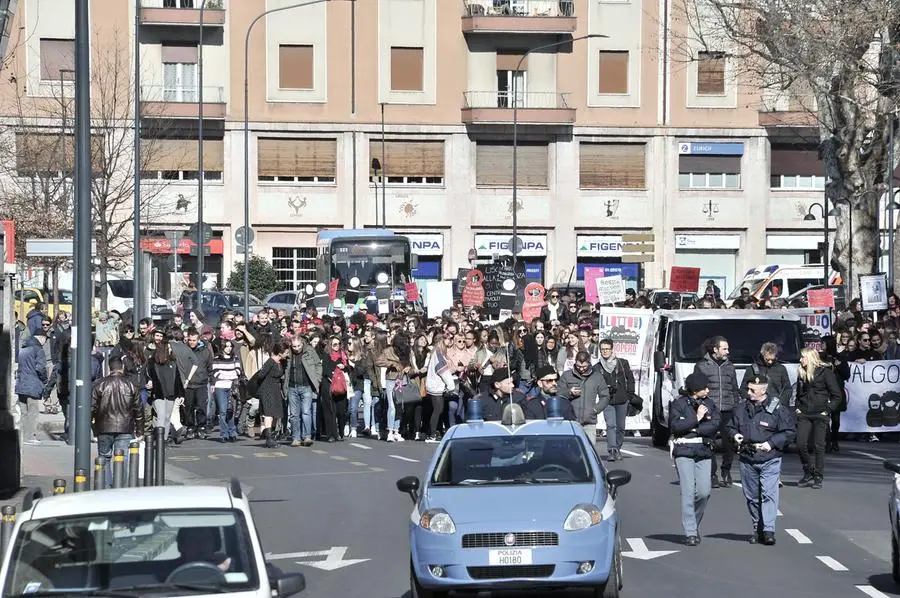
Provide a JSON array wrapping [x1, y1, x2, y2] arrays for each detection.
[[396, 400, 631, 597]]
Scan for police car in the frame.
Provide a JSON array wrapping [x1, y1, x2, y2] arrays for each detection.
[[886, 460, 900, 583], [0, 479, 306, 598], [397, 400, 632, 597]]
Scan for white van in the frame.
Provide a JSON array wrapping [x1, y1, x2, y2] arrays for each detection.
[[726, 264, 834, 305], [638, 309, 803, 447], [97, 278, 174, 323]]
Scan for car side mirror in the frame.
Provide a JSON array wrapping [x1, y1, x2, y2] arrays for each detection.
[[606, 469, 631, 498], [653, 350, 666, 372], [275, 572, 306, 597], [396, 475, 420, 503], [885, 460, 900, 475]]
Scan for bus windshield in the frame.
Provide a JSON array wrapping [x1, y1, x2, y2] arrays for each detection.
[[673, 319, 802, 363], [330, 239, 410, 287]]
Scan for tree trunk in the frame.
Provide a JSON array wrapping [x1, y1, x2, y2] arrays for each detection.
[[99, 260, 109, 312], [51, 265, 59, 315]]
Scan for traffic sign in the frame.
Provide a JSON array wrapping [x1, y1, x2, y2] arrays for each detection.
[[235, 225, 255, 247], [188, 223, 213, 244], [506, 236, 525, 255], [189, 245, 211, 257]]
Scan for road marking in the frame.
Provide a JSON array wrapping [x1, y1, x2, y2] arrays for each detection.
[[267, 546, 369, 571], [777, 509, 783, 517], [390, 455, 419, 463], [816, 556, 848, 571], [350, 461, 367, 466], [732, 483, 742, 488], [850, 450, 884, 462], [369, 467, 386, 472], [621, 538, 678, 560], [349, 443, 372, 450], [619, 449, 643, 457], [856, 585, 892, 598], [330, 455, 349, 461], [785, 529, 812, 544], [311, 449, 327, 455]]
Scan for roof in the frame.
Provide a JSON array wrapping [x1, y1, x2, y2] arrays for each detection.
[[657, 309, 801, 322], [27, 486, 236, 520], [446, 419, 579, 440]]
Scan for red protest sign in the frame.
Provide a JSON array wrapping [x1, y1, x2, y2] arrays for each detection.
[[328, 279, 339, 301], [807, 287, 835, 309], [405, 282, 420, 302], [461, 269, 485, 307], [522, 282, 545, 323], [669, 266, 701, 293]]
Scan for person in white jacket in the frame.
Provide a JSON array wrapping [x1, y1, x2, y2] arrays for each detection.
[[424, 332, 457, 442]]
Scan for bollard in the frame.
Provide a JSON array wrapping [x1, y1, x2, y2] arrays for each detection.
[[154, 427, 166, 486], [112, 449, 125, 489], [143, 433, 154, 487], [73, 469, 88, 493], [93, 457, 105, 491], [1, 505, 15, 555], [52, 479, 66, 495], [128, 442, 141, 488]]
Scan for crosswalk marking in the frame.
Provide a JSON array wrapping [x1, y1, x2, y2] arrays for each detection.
[[349, 443, 372, 450], [856, 585, 892, 597], [785, 529, 812, 544], [816, 556, 848, 571]]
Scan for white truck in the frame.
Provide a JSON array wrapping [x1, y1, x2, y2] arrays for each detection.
[[638, 309, 803, 447]]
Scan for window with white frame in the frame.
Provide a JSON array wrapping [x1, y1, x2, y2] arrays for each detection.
[[770, 148, 824, 189], [770, 174, 825, 189], [678, 155, 741, 189], [140, 139, 223, 181], [163, 62, 197, 102], [368, 140, 444, 185], [272, 247, 317, 290]]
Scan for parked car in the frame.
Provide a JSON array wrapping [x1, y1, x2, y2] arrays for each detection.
[[263, 291, 301, 314], [199, 291, 265, 322], [14, 288, 73, 320], [648, 289, 699, 309]]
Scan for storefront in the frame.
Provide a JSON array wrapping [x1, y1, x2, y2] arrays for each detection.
[[574, 234, 639, 291], [673, 233, 741, 294], [474, 233, 546, 283], [765, 234, 823, 266], [407, 232, 445, 281], [141, 233, 225, 300]]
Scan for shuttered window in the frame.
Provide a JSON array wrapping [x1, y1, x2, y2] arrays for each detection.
[[475, 142, 548, 188], [390, 47, 424, 92], [598, 51, 629, 94], [579, 143, 645, 189], [678, 155, 741, 189], [257, 138, 336, 182], [770, 148, 823, 189], [15, 133, 103, 177], [369, 140, 444, 184], [697, 51, 726, 95], [39, 39, 75, 81], [141, 138, 224, 181]]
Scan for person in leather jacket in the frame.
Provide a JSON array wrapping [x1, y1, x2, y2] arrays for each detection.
[[795, 347, 842, 489], [91, 356, 143, 488]]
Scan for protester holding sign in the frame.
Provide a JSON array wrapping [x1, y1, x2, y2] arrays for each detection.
[[795, 348, 842, 489]]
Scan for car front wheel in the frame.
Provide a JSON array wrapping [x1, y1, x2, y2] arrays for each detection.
[[595, 535, 622, 598], [410, 561, 448, 598]]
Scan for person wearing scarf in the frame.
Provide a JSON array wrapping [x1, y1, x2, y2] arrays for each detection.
[[596, 338, 635, 462], [321, 336, 350, 442]]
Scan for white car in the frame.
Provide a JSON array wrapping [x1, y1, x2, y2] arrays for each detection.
[[0, 480, 305, 598]]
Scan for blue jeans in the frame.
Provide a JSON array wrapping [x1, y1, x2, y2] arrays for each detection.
[[214, 388, 237, 439], [739, 457, 782, 533], [351, 379, 373, 430], [97, 433, 133, 489], [674, 457, 712, 536], [603, 403, 628, 454], [287, 385, 316, 441], [385, 379, 400, 432], [205, 386, 215, 425]]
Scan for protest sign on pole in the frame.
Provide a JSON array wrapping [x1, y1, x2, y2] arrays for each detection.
[[791, 308, 832, 352], [668, 266, 701, 293], [806, 288, 835, 309], [595, 275, 626, 305], [844, 360, 900, 433], [596, 307, 652, 431]]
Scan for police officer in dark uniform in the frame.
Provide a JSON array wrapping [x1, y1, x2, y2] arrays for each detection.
[[727, 373, 797, 545], [516, 365, 576, 420], [474, 368, 524, 421], [668, 372, 720, 546]]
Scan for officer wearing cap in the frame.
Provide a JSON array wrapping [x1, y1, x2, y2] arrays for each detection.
[[515, 365, 575, 420], [668, 372, 720, 546], [727, 373, 796, 545]]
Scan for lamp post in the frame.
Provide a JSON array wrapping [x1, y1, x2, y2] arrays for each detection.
[[243, 0, 341, 311], [133, 0, 142, 331], [380, 101, 386, 228], [511, 33, 604, 267], [197, 0, 205, 306], [803, 200, 829, 283], [371, 158, 381, 226]]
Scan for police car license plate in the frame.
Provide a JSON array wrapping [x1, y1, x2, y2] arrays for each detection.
[[489, 549, 533, 566]]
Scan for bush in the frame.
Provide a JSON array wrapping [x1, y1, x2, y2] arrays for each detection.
[[227, 255, 281, 299]]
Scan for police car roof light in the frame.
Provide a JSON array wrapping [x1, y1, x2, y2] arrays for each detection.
[[764, 265, 779, 273], [466, 399, 484, 422], [545, 397, 565, 419]]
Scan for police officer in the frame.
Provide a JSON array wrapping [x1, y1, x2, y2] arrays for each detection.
[[669, 372, 720, 546], [693, 336, 740, 487], [727, 374, 796, 545], [516, 365, 576, 420]]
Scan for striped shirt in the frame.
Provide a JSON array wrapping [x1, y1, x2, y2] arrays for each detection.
[[212, 357, 243, 389]]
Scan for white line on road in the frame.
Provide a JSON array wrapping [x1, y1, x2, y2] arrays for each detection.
[[816, 556, 848, 571], [619, 449, 643, 457], [856, 585, 892, 598], [389, 455, 419, 463], [777, 509, 783, 517], [349, 443, 372, 450], [732, 483, 742, 488], [330, 455, 349, 461], [850, 450, 884, 462], [785, 529, 812, 544]]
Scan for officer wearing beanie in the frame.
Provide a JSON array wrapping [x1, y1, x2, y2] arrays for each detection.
[[669, 371, 720, 546], [515, 365, 575, 420], [727, 373, 796, 545], [473, 367, 524, 421]]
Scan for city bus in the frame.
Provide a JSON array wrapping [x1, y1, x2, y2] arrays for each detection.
[[316, 229, 418, 295]]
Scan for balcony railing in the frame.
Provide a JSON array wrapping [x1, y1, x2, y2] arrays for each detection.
[[141, 0, 224, 9], [141, 85, 225, 103], [140, 0, 226, 26], [463, 0, 573, 17], [463, 90, 570, 109]]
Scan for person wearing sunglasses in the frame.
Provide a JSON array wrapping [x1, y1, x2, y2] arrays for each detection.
[[540, 291, 570, 326]]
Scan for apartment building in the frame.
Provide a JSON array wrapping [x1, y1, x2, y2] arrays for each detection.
[[0, 0, 834, 297]]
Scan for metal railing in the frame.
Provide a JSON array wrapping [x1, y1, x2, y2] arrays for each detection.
[[140, 85, 225, 103], [141, 0, 224, 8], [463, 90, 570, 109], [463, 0, 573, 17]]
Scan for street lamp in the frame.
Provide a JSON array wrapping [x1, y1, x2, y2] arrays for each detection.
[[371, 158, 381, 226], [197, 0, 206, 306], [511, 33, 605, 266], [803, 201, 829, 283], [888, 190, 900, 289]]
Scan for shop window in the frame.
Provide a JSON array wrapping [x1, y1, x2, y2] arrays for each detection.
[[412, 258, 441, 280], [678, 155, 740, 189], [524, 261, 543, 284], [272, 247, 317, 290]]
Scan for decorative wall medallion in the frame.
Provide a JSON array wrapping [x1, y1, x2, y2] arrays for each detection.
[[398, 197, 418, 218], [604, 199, 620, 219], [288, 195, 308, 218], [507, 198, 523, 217], [702, 199, 719, 221], [175, 193, 191, 212], [794, 201, 808, 218]]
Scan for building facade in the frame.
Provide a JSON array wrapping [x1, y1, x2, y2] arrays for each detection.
[[0, 0, 834, 298]]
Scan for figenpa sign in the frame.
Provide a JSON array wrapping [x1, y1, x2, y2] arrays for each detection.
[[577, 235, 623, 258], [474, 234, 547, 257], [406, 233, 443, 256]]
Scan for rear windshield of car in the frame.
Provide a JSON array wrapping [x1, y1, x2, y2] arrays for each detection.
[[107, 280, 134, 298], [430, 435, 593, 486], [674, 319, 802, 363]]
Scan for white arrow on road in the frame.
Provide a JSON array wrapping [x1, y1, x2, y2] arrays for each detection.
[[621, 538, 679, 561], [266, 546, 369, 571]]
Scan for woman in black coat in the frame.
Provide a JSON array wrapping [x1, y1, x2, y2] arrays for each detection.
[[795, 347, 842, 489], [320, 336, 350, 443], [146, 341, 185, 443], [256, 341, 290, 448]]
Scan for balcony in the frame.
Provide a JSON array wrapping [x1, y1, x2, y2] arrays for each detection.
[[461, 91, 575, 125], [758, 110, 818, 128], [461, 0, 576, 34], [140, 0, 226, 27], [140, 85, 226, 119]]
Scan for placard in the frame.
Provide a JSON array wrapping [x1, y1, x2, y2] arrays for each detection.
[[481, 261, 526, 315], [595, 275, 626, 305], [596, 308, 653, 431], [425, 281, 453, 319], [461, 269, 486, 307], [521, 282, 545, 323], [860, 274, 888, 311], [328, 279, 339, 301], [806, 287, 835, 309], [668, 266, 701, 293], [405, 282, 420, 302], [791, 308, 832, 352], [844, 360, 900, 433]]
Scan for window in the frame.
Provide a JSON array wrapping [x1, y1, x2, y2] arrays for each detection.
[[770, 148, 823, 189], [787, 278, 822, 295], [390, 47, 424, 92], [598, 51, 629, 94], [697, 51, 726, 95], [678, 155, 740, 189], [161, 44, 198, 102], [278, 45, 314, 90], [369, 140, 444, 185], [163, 0, 194, 6], [140, 138, 224, 181], [272, 247, 317, 291], [475, 142, 548, 188], [257, 138, 336, 183], [39, 39, 75, 82], [496, 70, 526, 108], [579, 143, 645, 189], [15, 132, 104, 178]]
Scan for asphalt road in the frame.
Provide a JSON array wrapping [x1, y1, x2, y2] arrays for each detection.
[[164, 433, 900, 598]]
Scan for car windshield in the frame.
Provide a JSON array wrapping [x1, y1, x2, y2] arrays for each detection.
[[674, 319, 802, 363], [430, 435, 593, 486], [331, 240, 410, 287], [226, 294, 262, 308], [727, 278, 767, 299], [3, 509, 259, 597]]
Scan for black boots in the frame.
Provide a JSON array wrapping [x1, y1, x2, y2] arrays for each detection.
[[798, 469, 814, 487]]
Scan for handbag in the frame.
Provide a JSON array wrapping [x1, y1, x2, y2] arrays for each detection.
[[330, 369, 348, 396], [393, 375, 421, 405]]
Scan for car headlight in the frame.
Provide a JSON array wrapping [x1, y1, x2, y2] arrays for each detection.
[[419, 508, 456, 534], [564, 504, 604, 531]]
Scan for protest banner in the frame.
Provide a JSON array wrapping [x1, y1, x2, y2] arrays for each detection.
[[596, 307, 653, 431], [596, 275, 626, 305], [844, 360, 900, 433], [791, 308, 832, 352], [806, 288, 835, 309], [668, 266, 701, 293]]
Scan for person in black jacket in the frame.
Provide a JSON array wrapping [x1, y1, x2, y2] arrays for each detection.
[[739, 343, 793, 405], [693, 336, 740, 488], [669, 372, 721, 546], [596, 339, 635, 462], [795, 347, 842, 489]]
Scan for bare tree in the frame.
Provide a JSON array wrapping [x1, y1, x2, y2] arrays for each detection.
[[674, 0, 900, 296]]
